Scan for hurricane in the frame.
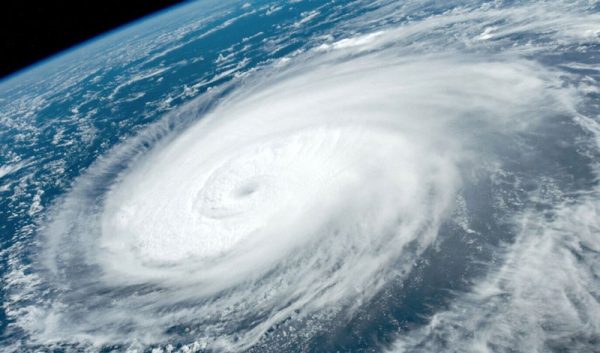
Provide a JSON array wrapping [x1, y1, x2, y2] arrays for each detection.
[[2, 0, 600, 352]]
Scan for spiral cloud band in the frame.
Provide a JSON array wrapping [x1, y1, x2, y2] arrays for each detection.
[[5, 1, 600, 352]]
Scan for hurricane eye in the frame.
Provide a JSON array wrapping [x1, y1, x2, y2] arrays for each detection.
[[234, 182, 259, 197]]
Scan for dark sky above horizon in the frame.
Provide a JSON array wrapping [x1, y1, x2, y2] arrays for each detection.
[[0, 1, 187, 80]]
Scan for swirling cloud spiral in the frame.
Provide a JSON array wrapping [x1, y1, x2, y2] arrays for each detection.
[[5, 1, 600, 353]]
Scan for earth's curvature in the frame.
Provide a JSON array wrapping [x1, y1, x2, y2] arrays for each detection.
[[1, 0, 600, 352]]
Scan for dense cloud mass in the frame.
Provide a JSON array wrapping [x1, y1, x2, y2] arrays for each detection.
[[2, 0, 600, 352]]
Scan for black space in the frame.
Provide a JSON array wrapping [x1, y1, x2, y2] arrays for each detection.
[[0, 1, 187, 80]]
